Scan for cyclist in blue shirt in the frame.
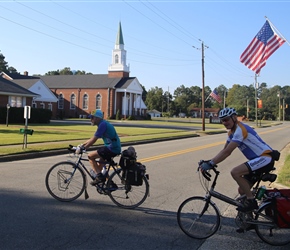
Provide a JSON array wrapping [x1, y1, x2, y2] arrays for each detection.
[[79, 109, 121, 185], [200, 107, 274, 212]]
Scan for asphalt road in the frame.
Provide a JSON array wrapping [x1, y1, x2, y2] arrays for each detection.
[[1, 123, 290, 250]]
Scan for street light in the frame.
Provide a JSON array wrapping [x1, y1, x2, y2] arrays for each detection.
[[6, 103, 10, 127]]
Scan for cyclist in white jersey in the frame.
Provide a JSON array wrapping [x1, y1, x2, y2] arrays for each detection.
[[200, 107, 274, 212]]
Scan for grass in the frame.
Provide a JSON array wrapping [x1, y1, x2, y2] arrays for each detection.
[[277, 154, 290, 187], [0, 122, 200, 155]]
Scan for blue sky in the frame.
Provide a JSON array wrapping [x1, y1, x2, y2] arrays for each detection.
[[1, 0, 290, 94]]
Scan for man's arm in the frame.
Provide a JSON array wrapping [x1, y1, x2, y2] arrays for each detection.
[[211, 141, 239, 165], [83, 136, 98, 150]]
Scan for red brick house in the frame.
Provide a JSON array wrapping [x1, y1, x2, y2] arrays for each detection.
[[0, 77, 38, 108]]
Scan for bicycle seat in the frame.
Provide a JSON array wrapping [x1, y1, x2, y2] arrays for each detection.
[[261, 173, 277, 183]]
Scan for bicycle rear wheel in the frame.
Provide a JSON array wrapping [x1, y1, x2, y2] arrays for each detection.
[[255, 202, 290, 246], [45, 161, 86, 202], [107, 169, 149, 209], [177, 196, 220, 239]]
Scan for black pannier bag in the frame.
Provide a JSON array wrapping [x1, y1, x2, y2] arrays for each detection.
[[122, 162, 146, 186], [271, 150, 280, 161], [119, 149, 136, 170]]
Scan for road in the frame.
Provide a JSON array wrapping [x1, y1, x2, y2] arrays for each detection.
[[1, 123, 290, 249]]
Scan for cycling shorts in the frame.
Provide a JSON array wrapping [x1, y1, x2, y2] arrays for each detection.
[[97, 146, 118, 161], [244, 156, 274, 184]]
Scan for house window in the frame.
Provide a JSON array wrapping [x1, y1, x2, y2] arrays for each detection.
[[40, 103, 45, 109], [83, 94, 88, 110], [48, 103, 52, 111], [32, 101, 37, 108], [16, 97, 22, 107], [58, 94, 64, 109], [10, 96, 23, 107], [115, 54, 119, 64], [96, 94, 101, 109], [70, 93, 76, 109]]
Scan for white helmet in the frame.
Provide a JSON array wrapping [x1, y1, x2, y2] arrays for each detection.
[[218, 107, 237, 119]]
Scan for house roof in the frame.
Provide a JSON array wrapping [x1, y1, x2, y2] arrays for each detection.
[[0, 72, 40, 81], [147, 109, 161, 114], [0, 77, 38, 97], [40, 75, 136, 89], [12, 79, 40, 89]]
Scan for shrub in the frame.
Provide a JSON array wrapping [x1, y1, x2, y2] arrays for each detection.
[[0, 107, 52, 124]]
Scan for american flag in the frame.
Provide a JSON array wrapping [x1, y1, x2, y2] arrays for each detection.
[[209, 88, 222, 103], [240, 20, 285, 74]]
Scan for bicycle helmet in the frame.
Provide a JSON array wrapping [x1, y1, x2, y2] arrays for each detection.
[[218, 107, 237, 119]]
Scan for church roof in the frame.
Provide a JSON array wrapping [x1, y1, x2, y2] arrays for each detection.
[[40, 75, 136, 89]]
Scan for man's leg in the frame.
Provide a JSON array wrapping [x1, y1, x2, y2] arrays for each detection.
[[88, 151, 104, 174], [231, 163, 258, 212], [231, 163, 254, 199]]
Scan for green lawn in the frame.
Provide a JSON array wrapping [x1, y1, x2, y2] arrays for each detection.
[[0, 122, 201, 155]]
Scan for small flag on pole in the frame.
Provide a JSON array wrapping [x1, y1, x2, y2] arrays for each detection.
[[209, 88, 222, 103], [240, 20, 285, 74]]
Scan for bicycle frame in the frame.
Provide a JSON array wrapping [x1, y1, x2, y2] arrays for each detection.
[[71, 153, 123, 182], [207, 169, 242, 207], [205, 167, 275, 210]]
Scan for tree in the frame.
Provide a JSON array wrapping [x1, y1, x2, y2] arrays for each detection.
[[0, 53, 9, 73], [140, 84, 147, 101], [0, 51, 19, 74], [45, 67, 92, 75], [7, 66, 19, 74], [173, 85, 202, 116], [145, 87, 164, 111]]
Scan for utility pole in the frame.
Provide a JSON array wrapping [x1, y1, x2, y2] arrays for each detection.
[[167, 86, 169, 113], [201, 42, 205, 131], [193, 41, 207, 131]]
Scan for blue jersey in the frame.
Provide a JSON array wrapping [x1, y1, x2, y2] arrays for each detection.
[[227, 121, 272, 160], [94, 120, 121, 154]]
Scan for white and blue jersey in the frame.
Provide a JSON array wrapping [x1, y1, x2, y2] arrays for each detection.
[[227, 121, 272, 160]]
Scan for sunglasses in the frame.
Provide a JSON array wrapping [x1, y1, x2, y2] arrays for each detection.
[[221, 117, 231, 123]]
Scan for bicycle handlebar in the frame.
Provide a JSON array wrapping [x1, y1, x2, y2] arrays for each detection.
[[197, 161, 218, 181], [68, 144, 86, 154]]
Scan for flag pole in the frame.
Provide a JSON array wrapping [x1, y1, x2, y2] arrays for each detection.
[[205, 94, 210, 103], [265, 16, 290, 46], [255, 74, 258, 127]]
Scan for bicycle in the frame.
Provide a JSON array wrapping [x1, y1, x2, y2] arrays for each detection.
[[45, 145, 150, 209], [177, 163, 290, 246]]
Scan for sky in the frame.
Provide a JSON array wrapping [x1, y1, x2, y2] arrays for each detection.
[[1, 0, 290, 95]]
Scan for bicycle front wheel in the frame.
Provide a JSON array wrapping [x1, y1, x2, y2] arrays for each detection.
[[45, 161, 86, 202], [255, 202, 290, 246], [107, 169, 149, 209], [177, 196, 220, 239]]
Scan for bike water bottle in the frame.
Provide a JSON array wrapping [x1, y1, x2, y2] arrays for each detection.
[[90, 169, 97, 178], [101, 166, 107, 176], [256, 185, 266, 200]]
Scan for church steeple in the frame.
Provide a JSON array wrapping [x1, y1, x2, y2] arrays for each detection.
[[116, 22, 124, 46], [108, 22, 130, 78]]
